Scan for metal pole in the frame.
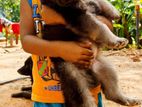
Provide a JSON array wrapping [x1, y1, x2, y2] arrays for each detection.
[[135, 4, 140, 48]]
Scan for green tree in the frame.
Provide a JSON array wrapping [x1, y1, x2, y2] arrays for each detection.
[[109, 0, 142, 47], [0, 0, 20, 22]]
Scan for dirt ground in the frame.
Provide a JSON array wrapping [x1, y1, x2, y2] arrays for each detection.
[[0, 41, 142, 107]]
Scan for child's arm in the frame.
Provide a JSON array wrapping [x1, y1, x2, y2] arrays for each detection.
[[20, 0, 94, 67]]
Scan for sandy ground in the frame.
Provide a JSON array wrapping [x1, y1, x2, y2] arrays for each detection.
[[0, 41, 142, 107]]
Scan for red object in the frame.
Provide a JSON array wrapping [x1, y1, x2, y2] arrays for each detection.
[[11, 23, 20, 44], [11, 23, 20, 35], [0, 19, 3, 32], [0, 24, 3, 32]]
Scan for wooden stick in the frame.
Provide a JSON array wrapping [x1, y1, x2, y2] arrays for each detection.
[[0, 77, 30, 85]]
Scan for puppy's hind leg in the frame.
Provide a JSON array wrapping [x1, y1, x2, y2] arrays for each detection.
[[56, 62, 97, 107], [91, 57, 142, 106]]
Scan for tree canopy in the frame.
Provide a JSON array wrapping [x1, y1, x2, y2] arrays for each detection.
[[0, 0, 141, 47], [0, 0, 20, 22]]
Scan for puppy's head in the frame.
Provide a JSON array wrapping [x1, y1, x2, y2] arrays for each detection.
[[17, 57, 33, 76]]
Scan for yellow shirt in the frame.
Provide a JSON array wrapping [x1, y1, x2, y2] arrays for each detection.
[[32, 55, 65, 103], [31, 55, 101, 104]]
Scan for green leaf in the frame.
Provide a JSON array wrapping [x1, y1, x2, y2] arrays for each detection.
[[113, 24, 124, 28]]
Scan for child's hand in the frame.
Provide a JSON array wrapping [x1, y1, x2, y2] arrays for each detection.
[[59, 41, 94, 67]]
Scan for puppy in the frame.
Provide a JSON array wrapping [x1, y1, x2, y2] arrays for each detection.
[[39, 0, 141, 106], [11, 57, 32, 99]]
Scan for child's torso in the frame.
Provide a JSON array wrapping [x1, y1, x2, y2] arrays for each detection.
[[32, 55, 65, 103]]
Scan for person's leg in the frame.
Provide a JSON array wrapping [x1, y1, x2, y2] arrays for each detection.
[[33, 102, 65, 107], [97, 92, 103, 107]]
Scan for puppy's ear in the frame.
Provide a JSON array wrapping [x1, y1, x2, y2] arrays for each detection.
[[97, 0, 120, 19]]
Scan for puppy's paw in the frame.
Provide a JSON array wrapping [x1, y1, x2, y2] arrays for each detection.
[[107, 94, 142, 106], [117, 97, 142, 106], [125, 97, 142, 106], [107, 37, 128, 49]]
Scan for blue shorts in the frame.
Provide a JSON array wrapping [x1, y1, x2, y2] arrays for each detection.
[[33, 103, 65, 107], [34, 92, 103, 107]]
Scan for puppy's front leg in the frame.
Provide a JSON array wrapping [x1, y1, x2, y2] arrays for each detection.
[[92, 18, 128, 49]]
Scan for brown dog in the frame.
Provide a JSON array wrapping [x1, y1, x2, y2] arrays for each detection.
[[39, 0, 141, 107]]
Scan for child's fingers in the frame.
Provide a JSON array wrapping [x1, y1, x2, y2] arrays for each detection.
[[77, 41, 92, 49], [79, 55, 94, 61], [82, 49, 94, 56], [78, 56, 94, 65]]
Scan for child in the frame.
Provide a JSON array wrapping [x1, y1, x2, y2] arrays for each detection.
[[20, 0, 106, 106]]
